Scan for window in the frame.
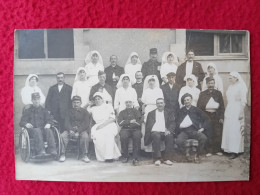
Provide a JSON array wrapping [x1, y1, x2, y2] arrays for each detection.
[[17, 29, 74, 59], [186, 30, 246, 57]]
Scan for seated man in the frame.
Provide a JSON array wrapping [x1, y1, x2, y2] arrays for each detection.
[[176, 93, 210, 163], [118, 99, 142, 166], [144, 98, 176, 166], [19, 92, 57, 157], [59, 96, 91, 163]]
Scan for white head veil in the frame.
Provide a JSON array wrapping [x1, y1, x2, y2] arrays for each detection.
[[229, 71, 248, 94], [74, 67, 87, 81], [161, 51, 179, 65], [84, 50, 103, 66], [206, 62, 219, 76], [143, 75, 160, 91], [25, 74, 39, 87], [184, 74, 198, 87], [125, 52, 142, 66], [116, 74, 132, 88]]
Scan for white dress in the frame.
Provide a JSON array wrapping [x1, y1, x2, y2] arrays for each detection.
[[124, 63, 142, 84], [85, 62, 104, 87], [90, 104, 121, 161], [160, 63, 178, 79], [114, 87, 138, 113], [221, 83, 246, 153], [71, 80, 91, 108], [178, 86, 201, 107], [21, 86, 46, 105]]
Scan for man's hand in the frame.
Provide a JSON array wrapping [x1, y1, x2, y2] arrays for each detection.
[[114, 76, 119, 81], [219, 119, 224, 124], [75, 132, 79, 138], [25, 123, 33, 129], [238, 112, 244, 120], [165, 129, 171, 136], [134, 106, 140, 110], [198, 128, 204, 133], [44, 124, 51, 129]]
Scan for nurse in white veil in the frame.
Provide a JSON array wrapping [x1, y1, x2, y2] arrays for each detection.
[[21, 74, 46, 106], [160, 52, 179, 84], [84, 50, 104, 87], [124, 52, 142, 84], [221, 71, 248, 159]]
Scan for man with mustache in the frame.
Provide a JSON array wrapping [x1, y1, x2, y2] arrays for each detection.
[[197, 77, 225, 156]]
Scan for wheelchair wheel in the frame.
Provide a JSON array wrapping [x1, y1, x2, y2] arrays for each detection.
[[19, 128, 30, 162], [52, 126, 61, 159]]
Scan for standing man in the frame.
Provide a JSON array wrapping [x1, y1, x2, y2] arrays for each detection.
[[141, 48, 162, 84], [132, 71, 144, 111], [89, 71, 114, 105], [144, 98, 176, 166], [105, 55, 124, 93], [59, 96, 91, 163], [176, 93, 210, 163], [20, 92, 57, 157], [197, 77, 225, 156], [176, 50, 205, 89], [45, 72, 72, 133], [161, 72, 180, 117], [118, 99, 142, 166]]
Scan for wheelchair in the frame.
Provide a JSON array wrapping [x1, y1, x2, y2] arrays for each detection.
[[19, 125, 61, 162]]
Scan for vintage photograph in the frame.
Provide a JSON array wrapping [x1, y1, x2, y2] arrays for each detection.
[[14, 28, 251, 182]]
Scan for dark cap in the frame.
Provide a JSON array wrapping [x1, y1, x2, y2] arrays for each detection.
[[150, 48, 158, 54], [72, 95, 82, 102], [98, 70, 106, 76], [181, 93, 193, 105], [206, 77, 215, 84], [166, 72, 176, 77], [31, 92, 40, 100]]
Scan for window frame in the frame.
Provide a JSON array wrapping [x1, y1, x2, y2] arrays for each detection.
[[15, 29, 75, 61]]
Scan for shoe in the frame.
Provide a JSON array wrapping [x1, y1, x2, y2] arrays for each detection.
[[59, 154, 66, 162], [155, 160, 161, 166], [82, 156, 90, 163], [121, 157, 128, 163], [194, 156, 201, 164], [206, 153, 212, 157], [105, 159, 114, 163], [50, 151, 58, 156], [132, 159, 140, 166], [164, 160, 173, 166], [37, 150, 47, 157], [229, 154, 238, 159], [216, 152, 223, 156]]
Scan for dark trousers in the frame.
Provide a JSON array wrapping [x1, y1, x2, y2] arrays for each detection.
[[205, 112, 223, 153], [60, 131, 90, 156], [151, 132, 174, 161], [120, 129, 142, 160], [176, 126, 207, 155], [28, 128, 56, 154]]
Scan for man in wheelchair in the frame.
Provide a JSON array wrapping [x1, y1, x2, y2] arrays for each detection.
[[19, 92, 57, 157], [59, 96, 91, 163]]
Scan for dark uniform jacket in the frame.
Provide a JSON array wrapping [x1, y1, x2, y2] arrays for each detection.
[[176, 106, 211, 135], [132, 82, 143, 100], [89, 83, 114, 102], [45, 83, 72, 120], [176, 61, 205, 88], [197, 89, 225, 121], [144, 109, 176, 146], [64, 108, 91, 134], [161, 83, 181, 116], [19, 105, 53, 128], [105, 65, 124, 90], [141, 59, 162, 84], [118, 108, 142, 130]]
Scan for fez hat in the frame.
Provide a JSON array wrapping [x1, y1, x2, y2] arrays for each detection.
[[31, 92, 40, 100], [150, 48, 158, 54], [181, 93, 193, 105], [72, 95, 82, 102]]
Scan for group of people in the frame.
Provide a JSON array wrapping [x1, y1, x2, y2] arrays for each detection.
[[19, 48, 248, 166]]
